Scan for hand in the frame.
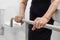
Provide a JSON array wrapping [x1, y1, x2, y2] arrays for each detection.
[[15, 15, 24, 25], [32, 17, 49, 31]]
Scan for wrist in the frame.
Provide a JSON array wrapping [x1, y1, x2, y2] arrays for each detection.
[[20, 15, 24, 18], [42, 16, 50, 21]]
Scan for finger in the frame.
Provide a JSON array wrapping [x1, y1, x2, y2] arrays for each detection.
[[33, 18, 40, 27], [17, 17, 22, 22], [42, 23, 46, 28], [32, 26, 36, 31], [39, 21, 43, 28], [15, 17, 19, 22], [40, 24, 43, 28], [40, 22, 46, 28], [32, 22, 36, 31], [35, 20, 41, 29], [15, 17, 21, 23], [37, 21, 42, 29], [35, 20, 40, 29], [33, 20, 36, 28], [36, 17, 40, 20]]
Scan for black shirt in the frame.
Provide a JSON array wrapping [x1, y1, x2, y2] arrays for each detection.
[[30, 0, 54, 24]]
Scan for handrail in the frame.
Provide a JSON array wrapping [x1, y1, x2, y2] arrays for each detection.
[[11, 18, 60, 31]]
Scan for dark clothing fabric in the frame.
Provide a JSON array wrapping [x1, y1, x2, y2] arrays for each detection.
[[28, 0, 54, 40]]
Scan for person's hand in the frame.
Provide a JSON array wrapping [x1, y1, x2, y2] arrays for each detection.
[[15, 15, 24, 25], [32, 17, 49, 31]]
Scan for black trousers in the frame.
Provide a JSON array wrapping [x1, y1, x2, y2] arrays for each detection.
[[28, 24, 52, 40]]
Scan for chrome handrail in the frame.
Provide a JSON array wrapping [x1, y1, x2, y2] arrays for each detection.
[[10, 18, 60, 31]]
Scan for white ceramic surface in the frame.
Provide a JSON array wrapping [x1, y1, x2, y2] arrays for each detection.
[[0, 22, 25, 40]]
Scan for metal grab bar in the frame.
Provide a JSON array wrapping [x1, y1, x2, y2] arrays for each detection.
[[10, 18, 60, 31]]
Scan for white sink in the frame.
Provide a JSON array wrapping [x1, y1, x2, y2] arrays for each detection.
[[0, 22, 25, 40]]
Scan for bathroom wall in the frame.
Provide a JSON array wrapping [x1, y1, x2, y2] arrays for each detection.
[[0, 0, 60, 40], [0, 0, 21, 23]]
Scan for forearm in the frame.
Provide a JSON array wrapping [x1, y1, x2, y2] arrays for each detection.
[[19, 0, 28, 17], [43, 0, 60, 20]]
